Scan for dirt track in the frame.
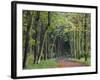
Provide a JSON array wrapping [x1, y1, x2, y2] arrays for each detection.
[[58, 59, 88, 67]]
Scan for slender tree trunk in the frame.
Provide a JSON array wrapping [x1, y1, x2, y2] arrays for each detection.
[[34, 28, 37, 63], [57, 37, 60, 57], [23, 11, 32, 69], [44, 35, 48, 60], [33, 11, 40, 64], [61, 38, 64, 57], [50, 35, 56, 58], [73, 30, 76, 59], [69, 31, 73, 58], [84, 14, 88, 61], [37, 12, 51, 63]]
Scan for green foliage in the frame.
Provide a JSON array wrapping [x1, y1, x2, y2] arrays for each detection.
[[26, 54, 58, 69], [40, 11, 48, 25], [23, 10, 91, 68], [29, 38, 35, 46]]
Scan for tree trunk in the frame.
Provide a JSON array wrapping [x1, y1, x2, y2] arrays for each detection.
[[33, 11, 40, 64], [37, 12, 51, 63], [23, 11, 32, 69]]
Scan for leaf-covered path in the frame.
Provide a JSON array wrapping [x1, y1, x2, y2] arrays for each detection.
[[57, 59, 88, 67]]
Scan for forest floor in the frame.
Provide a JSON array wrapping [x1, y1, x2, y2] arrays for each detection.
[[26, 55, 90, 69], [57, 59, 89, 67]]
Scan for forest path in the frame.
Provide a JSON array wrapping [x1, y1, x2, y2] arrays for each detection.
[[57, 59, 88, 67]]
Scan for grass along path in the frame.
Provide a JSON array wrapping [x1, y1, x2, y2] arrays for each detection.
[[26, 59, 58, 69]]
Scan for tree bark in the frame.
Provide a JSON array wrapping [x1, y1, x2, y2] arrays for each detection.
[[37, 12, 51, 63], [33, 11, 40, 64], [23, 11, 32, 69]]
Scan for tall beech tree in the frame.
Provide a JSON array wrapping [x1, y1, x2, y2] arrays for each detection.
[[23, 11, 32, 68]]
